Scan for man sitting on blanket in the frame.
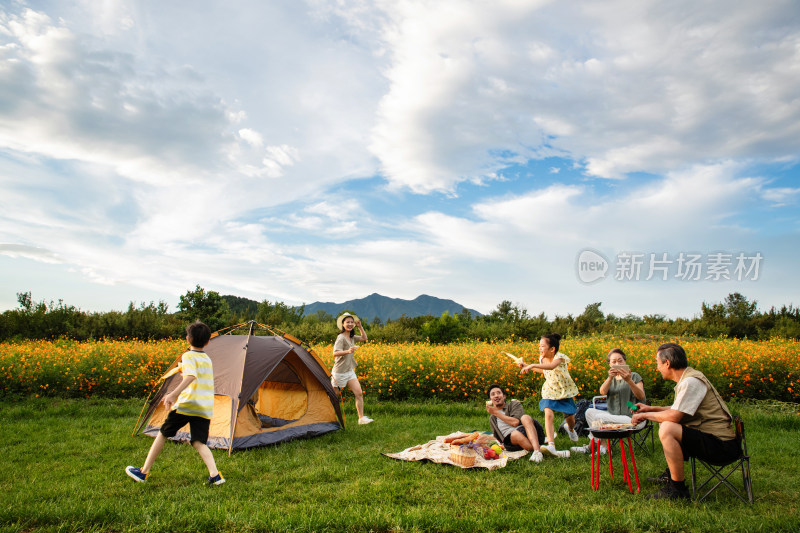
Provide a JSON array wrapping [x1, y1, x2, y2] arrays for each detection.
[[486, 384, 569, 463]]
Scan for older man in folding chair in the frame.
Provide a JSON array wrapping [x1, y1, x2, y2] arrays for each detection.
[[631, 343, 740, 501]]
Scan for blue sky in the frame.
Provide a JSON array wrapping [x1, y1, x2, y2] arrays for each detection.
[[1, 0, 799, 319]]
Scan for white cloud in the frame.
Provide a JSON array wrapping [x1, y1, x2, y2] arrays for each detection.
[[255, 161, 780, 314], [413, 164, 761, 266], [0, 9, 239, 185], [761, 187, 800, 206], [363, 0, 800, 190], [395, 163, 784, 314], [0, 1, 798, 318], [0, 3, 382, 191], [259, 198, 364, 237], [238, 128, 263, 148], [471, 184, 585, 237], [0, 243, 63, 264], [262, 145, 300, 178], [0, 1, 387, 300]]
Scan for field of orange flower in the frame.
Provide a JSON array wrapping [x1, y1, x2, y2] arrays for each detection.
[[0, 338, 182, 398], [316, 336, 800, 403], [1, 336, 798, 402]]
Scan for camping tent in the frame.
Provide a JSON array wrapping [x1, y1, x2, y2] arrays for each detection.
[[134, 322, 344, 452]]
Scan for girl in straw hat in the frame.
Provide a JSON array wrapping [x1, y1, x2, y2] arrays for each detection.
[[332, 313, 373, 425]]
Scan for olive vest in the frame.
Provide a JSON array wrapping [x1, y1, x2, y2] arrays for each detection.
[[679, 367, 735, 441]]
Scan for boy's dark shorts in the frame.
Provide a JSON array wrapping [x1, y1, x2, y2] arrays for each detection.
[[680, 425, 740, 464], [503, 419, 547, 451], [160, 411, 210, 445]]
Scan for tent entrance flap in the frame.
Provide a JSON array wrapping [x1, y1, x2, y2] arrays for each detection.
[[253, 356, 308, 424]]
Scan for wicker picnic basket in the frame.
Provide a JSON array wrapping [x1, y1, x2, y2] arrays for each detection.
[[449, 445, 477, 467]]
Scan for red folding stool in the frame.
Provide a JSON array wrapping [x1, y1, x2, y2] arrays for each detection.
[[590, 427, 641, 494]]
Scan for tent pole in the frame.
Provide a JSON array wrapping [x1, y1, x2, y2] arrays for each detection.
[[131, 390, 153, 436], [228, 398, 237, 456], [132, 352, 184, 435], [228, 331, 251, 455]]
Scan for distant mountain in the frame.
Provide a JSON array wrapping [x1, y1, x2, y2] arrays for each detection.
[[301, 293, 482, 323], [222, 292, 482, 323]]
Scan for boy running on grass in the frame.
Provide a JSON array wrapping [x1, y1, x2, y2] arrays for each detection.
[[126, 320, 224, 485]]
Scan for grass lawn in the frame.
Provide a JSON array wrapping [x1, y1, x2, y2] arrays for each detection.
[[1, 397, 798, 532]]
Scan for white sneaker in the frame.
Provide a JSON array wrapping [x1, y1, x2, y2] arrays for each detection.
[[357, 416, 374, 425], [529, 450, 544, 463], [540, 443, 570, 458], [567, 428, 580, 442], [570, 443, 606, 455]]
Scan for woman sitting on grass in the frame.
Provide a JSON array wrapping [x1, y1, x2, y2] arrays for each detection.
[[570, 347, 646, 455]]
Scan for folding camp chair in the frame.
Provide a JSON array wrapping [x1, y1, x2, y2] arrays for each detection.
[[592, 395, 608, 411], [690, 417, 754, 503], [629, 420, 654, 456], [629, 399, 654, 455]]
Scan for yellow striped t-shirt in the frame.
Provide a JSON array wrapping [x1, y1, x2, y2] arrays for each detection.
[[174, 350, 215, 419]]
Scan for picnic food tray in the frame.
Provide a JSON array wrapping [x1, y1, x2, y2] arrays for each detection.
[[589, 422, 646, 439]]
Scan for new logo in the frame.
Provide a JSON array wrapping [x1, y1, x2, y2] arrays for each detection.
[[576, 249, 608, 284]]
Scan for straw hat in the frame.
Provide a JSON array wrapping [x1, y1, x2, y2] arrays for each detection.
[[336, 312, 359, 330]]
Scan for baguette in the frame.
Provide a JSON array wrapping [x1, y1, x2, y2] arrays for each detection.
[[450, 432, 479, 445], [444, 433, 469, 444]]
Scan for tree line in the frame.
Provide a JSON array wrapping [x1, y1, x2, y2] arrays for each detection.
[[1, 286, 798, 343]]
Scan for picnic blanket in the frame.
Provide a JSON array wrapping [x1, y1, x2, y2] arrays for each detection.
[[383, 431, 529, 470]]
